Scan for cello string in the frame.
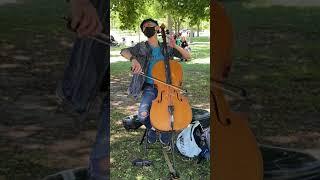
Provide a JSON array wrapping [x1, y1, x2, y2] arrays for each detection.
[[212, 78, 247, 96], [130, 72, 187, 93], [88, 36, 111, 46], [212, 84, 245, 100]]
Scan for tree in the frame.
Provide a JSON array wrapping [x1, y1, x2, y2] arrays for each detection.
[[186, 0, 210, 37], [111, 0, 210, 33], [111, 0, 149, 30], [160, 0, 189, 33]]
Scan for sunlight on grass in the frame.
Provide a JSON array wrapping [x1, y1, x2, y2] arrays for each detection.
[[109, 37, 210, 64]]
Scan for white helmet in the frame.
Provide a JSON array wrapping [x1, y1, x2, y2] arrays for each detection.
[[176, 121, 203, 158]]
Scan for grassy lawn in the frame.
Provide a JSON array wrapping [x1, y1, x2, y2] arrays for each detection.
[[110, 62, 210, 179], [190, 44, 210, 60], [110, 37, 210, 63], [192, 36, 210, 42], [222, 2, 320, 148]]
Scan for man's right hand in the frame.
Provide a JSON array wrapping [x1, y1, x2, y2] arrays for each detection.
[[131, 59, 142, 74], [70, 0, 102, 37]]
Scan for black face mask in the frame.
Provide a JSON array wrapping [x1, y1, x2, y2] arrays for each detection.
[[143, 27, 156, 38]]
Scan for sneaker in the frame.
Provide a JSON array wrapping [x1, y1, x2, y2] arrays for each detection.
[[147, 129, 157, 144], [159, 132, 171, 145]]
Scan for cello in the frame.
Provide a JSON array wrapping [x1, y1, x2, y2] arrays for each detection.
[[211, 1, 264, 180], [150, 24, 192, 132]]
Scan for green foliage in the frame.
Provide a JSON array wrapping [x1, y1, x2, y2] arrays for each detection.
[[111, 0, 210, 30], [111, 0, 150, 30], [185, 0, 210, 27], [161, 0, 188, 21]]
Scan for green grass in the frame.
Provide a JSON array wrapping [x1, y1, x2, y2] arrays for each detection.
[[110, 111, 210, 180], [109, 35, 210, 62], [0, 0, 68, 42], [0, 149, 59, 180], [110, 61, 210, 179], [192, 36, 209, 42], [220, 2, 320, 147], [190, 44, 210, 60]]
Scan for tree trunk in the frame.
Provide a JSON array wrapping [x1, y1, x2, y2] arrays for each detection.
[[174, 21, 178, 34], [189, 28, 194, 43], [197, 21, 200, 37], [167, 15, 174, 33], [177, 20, 182, 34]]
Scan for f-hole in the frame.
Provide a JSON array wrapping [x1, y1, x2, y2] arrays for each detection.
[[158, 91, 164, 103], [211, 90, 231, 126]]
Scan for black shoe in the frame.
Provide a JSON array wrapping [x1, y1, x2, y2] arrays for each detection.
[[147, 129, 157, 144], [159, 132, 171, 145]]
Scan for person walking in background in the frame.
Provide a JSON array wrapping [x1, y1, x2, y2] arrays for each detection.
[[180, 36, 191, 62], [175, 33, 182, 47]]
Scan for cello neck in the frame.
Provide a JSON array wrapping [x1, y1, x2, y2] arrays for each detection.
[[160, 23, 172, 85]]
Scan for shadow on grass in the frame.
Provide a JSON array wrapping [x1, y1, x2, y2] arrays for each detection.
[[110, 110, 210, 179]]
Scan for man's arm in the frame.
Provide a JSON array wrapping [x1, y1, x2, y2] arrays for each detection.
[[120, 46, 142, 74], [169, 36, 191, 60], [120, 48, 134, 60], [173, 45, 191, 60]]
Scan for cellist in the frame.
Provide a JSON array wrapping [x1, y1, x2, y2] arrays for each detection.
[[120, 18, 191, 145]]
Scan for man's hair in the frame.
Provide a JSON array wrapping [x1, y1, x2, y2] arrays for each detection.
[[140, 18, 158, 31]]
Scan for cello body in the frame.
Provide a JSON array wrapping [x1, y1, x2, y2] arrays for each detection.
[[211, 1, 264, 180], [150, 24, 192, 132], [150, 60, 192, 131]]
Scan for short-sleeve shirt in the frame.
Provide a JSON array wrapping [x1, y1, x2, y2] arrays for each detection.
[[146, 46, 164, 84]]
